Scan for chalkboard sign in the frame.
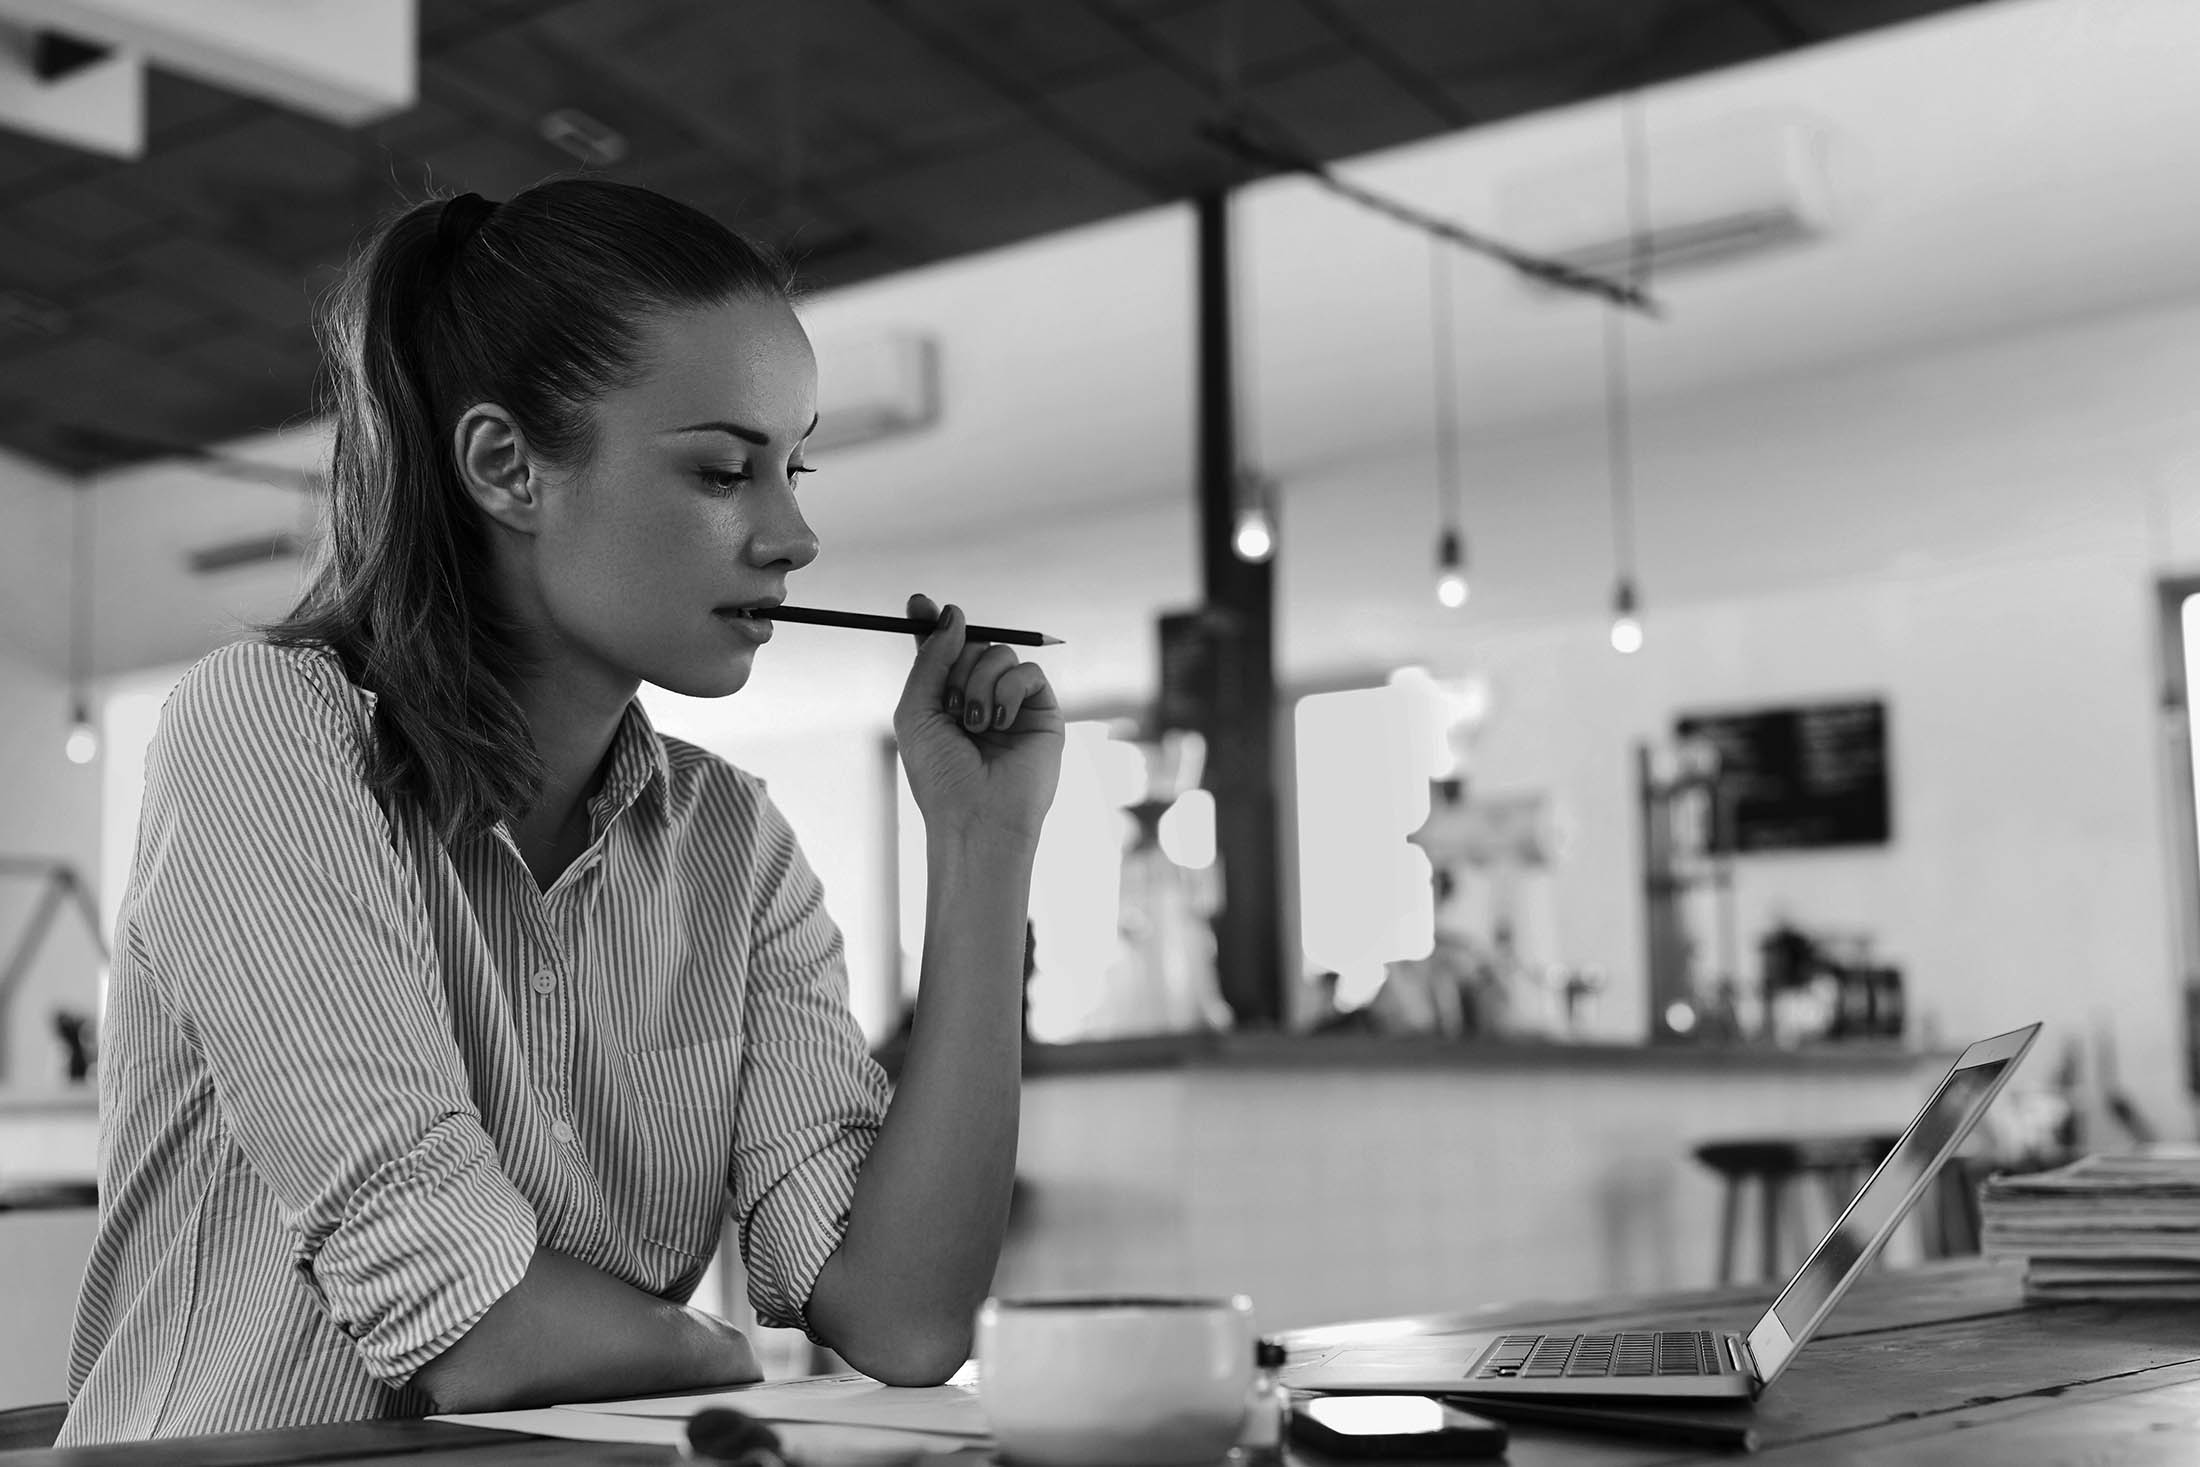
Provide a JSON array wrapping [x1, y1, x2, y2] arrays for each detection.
[[1673, 700, 1891, 852]]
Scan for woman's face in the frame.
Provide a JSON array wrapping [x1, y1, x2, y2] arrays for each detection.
[[522, 292, 820, 701]]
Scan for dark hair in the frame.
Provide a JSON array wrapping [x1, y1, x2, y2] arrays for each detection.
[[270, 178, 793, 841]]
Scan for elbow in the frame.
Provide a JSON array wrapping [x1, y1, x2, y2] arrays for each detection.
[[841, 1322, 974, 1388], [412, 1359, 518, 1415], [412, 1346, 551, 1415]]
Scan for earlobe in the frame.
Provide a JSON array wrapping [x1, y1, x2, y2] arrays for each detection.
[[452, 404, 539, 533]]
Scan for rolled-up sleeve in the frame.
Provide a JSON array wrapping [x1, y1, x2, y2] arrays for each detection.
[[132, 646, 536, 1384], [729, 793, 889, 1334]]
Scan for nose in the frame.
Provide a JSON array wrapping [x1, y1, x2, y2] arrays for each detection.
[[748, 477, 819, 571]]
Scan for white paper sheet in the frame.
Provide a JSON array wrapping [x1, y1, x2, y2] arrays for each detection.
[[432, 1408, 689, 1446], [434, 1406, 983, 1458], [560, 1370, 992, 1439]]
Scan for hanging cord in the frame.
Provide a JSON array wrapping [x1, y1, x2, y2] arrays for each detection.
[[1430, 239, 1463, 538], [1216, 0, 1246, 124], [1202, 117, 1659, 316], [69, 484, 93, 708], [774, 5, 804, 230], [1604, 93, 1652, 589], [1216, 0, 1266, 522]]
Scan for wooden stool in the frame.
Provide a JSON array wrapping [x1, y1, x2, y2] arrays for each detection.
[[1692, 1133, 1897, 1284]]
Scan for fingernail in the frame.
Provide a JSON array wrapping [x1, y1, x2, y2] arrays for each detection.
[[945, 690, 963, 717], [992, 704, 1012, 730], [966, 702, 987, 729]]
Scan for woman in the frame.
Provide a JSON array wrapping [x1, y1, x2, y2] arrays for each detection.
[[59, 179, 1062, 1444]]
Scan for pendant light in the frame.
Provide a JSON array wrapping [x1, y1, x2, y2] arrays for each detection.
[[1231, 468, 1276, 563], [64, 484, 98, 764], [1604, 93, 1651, 656], [1429, 240, 1468, 609]]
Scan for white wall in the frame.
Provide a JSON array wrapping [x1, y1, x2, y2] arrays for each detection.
[[0, 454, 105, 1093]]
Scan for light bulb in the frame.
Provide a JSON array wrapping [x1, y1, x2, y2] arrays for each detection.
[[64, 718, 98, 765], [1609, 577, 1643, 655], [1231, 504, 1274, 563], [1434, 527, 1468, 609]]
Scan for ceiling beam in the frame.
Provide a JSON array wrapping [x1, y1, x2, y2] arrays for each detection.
[[0, 20, 140, 155], [0, 0, 414, 127]]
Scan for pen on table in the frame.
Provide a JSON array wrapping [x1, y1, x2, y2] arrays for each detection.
[[752, 604, 1062, 647], [683, 1406, 789, 1466]]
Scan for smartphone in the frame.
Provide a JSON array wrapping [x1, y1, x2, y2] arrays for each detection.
[[1288, 1394, 1509, 1459]]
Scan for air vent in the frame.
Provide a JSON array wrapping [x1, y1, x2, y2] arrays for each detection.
[[1495, 111, 1841, 285], [809, 331, 940, 454]]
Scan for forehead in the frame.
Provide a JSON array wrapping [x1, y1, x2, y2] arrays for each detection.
[[614, 294, 816, 436]]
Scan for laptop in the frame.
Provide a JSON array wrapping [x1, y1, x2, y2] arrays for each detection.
[[1283, 1023, 2040, 1402]]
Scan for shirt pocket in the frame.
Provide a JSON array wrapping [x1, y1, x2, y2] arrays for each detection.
[[621, 1037, 741, 1266]]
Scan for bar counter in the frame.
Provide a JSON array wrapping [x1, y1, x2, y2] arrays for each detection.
[[1003, 1030, 1937, 1077], [988, 1033, 1956, 1332]]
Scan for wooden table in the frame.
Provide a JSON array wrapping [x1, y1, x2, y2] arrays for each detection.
[[6, 1258, 2197, 1464]]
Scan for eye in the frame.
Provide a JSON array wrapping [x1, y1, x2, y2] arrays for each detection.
[[698, 466, 750, 495], [789, 464, 815, 487]]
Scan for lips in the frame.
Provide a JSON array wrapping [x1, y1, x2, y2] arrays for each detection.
[[715, 597, 782, 619]]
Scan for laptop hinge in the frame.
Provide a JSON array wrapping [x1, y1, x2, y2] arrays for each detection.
[[1725, 1335, 1755, 1379]]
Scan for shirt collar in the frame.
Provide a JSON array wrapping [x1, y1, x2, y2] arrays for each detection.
[[590, 697, 672, 823]]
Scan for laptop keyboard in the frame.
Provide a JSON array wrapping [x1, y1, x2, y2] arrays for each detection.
[[1471, 1330, 1730, 1380]]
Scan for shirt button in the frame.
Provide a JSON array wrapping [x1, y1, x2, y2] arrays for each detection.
[[530, 968, 557, 995], [551, 1120, 576, 1144]]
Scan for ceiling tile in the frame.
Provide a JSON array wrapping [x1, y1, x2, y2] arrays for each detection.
[[400, 127, 576, 201], [427, 25, 723, 176], [11, 178, 166, 249], [0, 126, 92, 198], [130, 237, 317, 333], [615, 1, 1028, 163], [1044, 63, 1236, 195], [0, 220, 111, 295], [1137, 0, 1337, 83], [75, 280, 225, 349], [1349, 0, 1587, 86], [525, 0, 732, 56], [890, 0, 1149, 89], [827, 129, 1154, 258], [367, 97, 485, 160], [1245, 50, 1456, 161], [144, 71, 255, 148]]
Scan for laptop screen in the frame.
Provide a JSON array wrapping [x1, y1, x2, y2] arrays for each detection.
[[1745, 1023, 2039, 1385]]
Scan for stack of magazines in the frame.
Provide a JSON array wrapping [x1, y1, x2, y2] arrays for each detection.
[[1980, 1145, 2200, 1301]]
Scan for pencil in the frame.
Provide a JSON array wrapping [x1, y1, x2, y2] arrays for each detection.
[[751, 605, 1062, 647]]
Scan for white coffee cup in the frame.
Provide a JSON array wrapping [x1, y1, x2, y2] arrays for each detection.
[[975, 1294, 1257, 1467]]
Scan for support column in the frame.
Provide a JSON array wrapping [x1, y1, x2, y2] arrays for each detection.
[[1193, 191, 1283, 1027]]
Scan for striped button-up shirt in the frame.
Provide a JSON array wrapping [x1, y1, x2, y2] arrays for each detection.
[[59, 641, 889, 1444]]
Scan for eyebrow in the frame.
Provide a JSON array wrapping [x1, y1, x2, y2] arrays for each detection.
[[668, 414, 820, 445]]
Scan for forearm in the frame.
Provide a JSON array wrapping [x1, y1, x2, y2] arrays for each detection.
[[806, 831, 1033, 1384], [413, 1247, 759, 1412]]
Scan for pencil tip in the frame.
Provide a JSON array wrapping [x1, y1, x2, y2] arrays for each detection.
[[1040, 635, 1064, 646]]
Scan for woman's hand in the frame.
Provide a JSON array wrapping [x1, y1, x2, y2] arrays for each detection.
[[893, 592, 1064, 851]]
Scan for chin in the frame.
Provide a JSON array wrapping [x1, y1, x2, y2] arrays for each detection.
[[649, 654, 756, 701]]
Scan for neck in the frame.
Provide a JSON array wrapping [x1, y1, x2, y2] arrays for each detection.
[[504, 659, 638, 879]]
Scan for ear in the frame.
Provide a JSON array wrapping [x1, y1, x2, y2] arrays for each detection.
[[452, 403, 539, 533]]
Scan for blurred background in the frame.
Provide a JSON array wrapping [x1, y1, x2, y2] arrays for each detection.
[[4, 0, 2199, 1395]]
